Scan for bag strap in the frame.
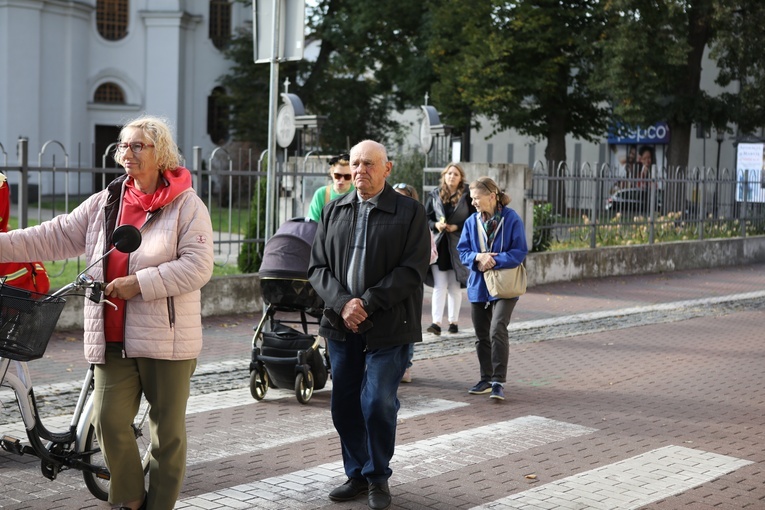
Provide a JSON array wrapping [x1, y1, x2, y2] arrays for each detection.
[[476, 216, 487, 253]]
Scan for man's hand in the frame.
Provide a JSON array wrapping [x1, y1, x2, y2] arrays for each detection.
[[341, 298, 368, 333], [105, 275, 141, 301]]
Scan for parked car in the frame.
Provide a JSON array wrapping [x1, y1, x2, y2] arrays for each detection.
[[604, 188, 663, 215]]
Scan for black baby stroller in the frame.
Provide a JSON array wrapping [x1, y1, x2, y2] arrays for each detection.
[[249, 218, 329, 404]]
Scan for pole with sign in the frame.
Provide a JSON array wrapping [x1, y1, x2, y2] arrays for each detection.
[[253, 0, 305, 241]]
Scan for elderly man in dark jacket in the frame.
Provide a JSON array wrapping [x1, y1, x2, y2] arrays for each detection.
[[308, 140, 430, 510]]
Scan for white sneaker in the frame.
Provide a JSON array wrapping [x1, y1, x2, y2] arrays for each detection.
[[401, 368, 412, 383]]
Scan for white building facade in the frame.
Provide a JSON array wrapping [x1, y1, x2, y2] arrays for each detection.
[[0, 0, 251, 176]]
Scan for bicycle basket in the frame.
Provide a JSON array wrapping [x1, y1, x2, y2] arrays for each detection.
[[0, 284, 66, 362]]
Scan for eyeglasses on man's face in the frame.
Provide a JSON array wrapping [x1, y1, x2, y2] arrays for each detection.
[[333, 173, 352, 181], [117, 142, 155, 154]]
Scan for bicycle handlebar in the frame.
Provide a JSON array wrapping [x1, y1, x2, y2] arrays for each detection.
[[47, 273, 117, 309]]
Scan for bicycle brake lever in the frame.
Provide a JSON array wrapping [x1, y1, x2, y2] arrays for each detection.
[[100, 299, 119, 311]]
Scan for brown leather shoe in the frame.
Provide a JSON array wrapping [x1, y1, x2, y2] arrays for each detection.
[[368, 482, 391, 510], [328, 478, 368, 502]]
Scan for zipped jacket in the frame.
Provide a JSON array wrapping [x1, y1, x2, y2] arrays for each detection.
[[457, 206, 528, 303], [308, 184, 430, 348], [425, 185, 474, 285], [0, 170, 214, 362]]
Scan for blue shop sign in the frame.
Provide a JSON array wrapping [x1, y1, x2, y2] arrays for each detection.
[[607, 122, 670, 144]]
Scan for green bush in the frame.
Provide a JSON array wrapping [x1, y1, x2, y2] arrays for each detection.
[[389, 150, 426, 201], [531, 202, 555, 252], [238, 177, 267, 273]]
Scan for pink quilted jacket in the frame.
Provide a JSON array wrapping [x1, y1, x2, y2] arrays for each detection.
[[0, 177, 214, 363]]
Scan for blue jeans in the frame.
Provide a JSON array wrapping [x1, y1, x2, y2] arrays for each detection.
[[327, 334, 409, 483]]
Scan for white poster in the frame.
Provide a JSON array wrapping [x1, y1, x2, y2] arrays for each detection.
[[736, 143, 765, 203]]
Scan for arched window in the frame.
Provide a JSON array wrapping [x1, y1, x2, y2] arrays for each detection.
[[94, 83, 126, 104], [96, 0, 129, 41], [209, 0, 231, 50], [207, 87, 229, 145]]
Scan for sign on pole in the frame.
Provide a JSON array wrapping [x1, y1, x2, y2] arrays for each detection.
[[252, 0, 305, 242], [253, 0, 305, 64]]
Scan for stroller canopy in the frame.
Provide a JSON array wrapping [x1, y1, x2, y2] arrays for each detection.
[[259, 218, 317, 279]]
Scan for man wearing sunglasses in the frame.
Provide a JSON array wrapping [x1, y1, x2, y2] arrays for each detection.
[[308, 153, 354, 222]]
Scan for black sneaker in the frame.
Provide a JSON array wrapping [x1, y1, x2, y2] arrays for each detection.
[[426, 323, 441, 335], [468, 380, 492, 394], [490, 383, 505, 400], [328, 478, 368, 502], [448, 323, 458, 333]]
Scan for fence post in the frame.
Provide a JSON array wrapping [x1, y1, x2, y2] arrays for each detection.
[[699, 169, 707, 241], [17, 137, 29, 229], [741, 170, 749, 237], [590, 168, 601, 249], [193, 146, 203, 195], [648, 166, 657, 244]]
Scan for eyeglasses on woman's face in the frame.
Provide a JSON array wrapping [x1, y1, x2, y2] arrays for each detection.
[[117, 142, 154, 154], [333, 173, 352, 181]]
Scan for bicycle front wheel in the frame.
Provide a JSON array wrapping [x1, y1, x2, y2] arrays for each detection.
[[81, 401, 152, 501]]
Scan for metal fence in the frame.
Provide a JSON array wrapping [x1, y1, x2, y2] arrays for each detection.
[[0, 138, 332, 276], [530, 160, 765, 251], [5, 136, 765, 275]]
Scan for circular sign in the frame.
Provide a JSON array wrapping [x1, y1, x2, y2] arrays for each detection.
[[276, 104, 296, 148], [419, 115, 432, 154]]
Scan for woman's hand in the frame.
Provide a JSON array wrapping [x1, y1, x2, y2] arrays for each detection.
[[476, 252, 498, 272], [105, 275, 142, 301], [436, 221, 457, 233]]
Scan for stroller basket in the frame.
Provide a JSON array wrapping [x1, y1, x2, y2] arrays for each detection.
[[0, 284, 66, 362], [260, 322, 328, 392]]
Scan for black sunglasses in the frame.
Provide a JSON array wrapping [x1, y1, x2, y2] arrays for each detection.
[[333, 173, 352, 181], [329, 153, 350, 166], [393, 183, 408, 189]]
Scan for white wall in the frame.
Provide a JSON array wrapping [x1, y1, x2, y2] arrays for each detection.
[[0, 0, 252, 173]]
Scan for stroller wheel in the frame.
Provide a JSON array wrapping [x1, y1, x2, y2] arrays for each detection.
[[295, 370, 314, 404], [250, 368, 269, 401]]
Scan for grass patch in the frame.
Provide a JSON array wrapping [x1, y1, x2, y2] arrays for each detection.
[[48, 260, 243, 291]]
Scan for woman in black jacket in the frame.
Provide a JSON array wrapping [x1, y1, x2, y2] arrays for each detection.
[[425, 163, 475, 335]]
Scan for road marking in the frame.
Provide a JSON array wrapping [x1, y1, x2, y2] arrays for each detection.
[[469, 445, 753, 510], [186, 392, 467, 465], [176, 416, 596, 509]]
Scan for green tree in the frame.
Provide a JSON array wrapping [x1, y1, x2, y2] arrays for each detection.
[[221, 0, 434, 153], [713, 1, 765, 135], [593, 0, 716, 169], [426, 0, 611, 211], [594, 0, 765, 168]]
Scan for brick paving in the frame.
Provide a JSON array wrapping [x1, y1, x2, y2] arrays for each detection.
[[1, 263, 764, 509]]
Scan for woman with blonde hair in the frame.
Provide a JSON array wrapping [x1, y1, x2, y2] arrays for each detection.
[[0, 114, 214, 509], [457, 177, 527, 401], [424, 163, 475, 335]]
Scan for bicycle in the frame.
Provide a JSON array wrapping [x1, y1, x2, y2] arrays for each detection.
[[0, 225, 151, 501]]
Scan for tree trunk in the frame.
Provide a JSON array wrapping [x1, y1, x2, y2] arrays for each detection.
[[667, 121, 692, 170], [545, 113, 568, 214]]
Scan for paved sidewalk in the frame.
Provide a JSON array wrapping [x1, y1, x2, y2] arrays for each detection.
[[24, 262, 765, 389], [1, 262, 764, 509]]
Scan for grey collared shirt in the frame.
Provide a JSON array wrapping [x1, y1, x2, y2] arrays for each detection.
[[346, 191, 381, 297]]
